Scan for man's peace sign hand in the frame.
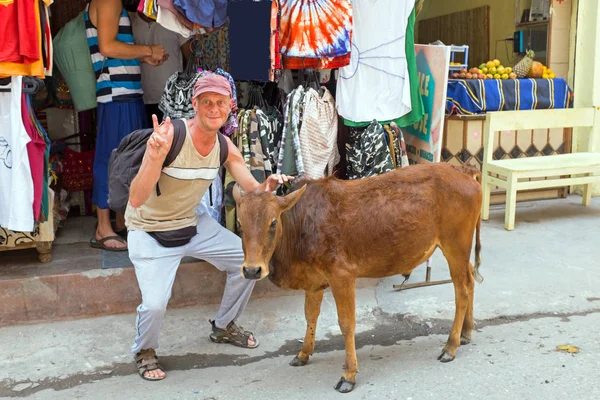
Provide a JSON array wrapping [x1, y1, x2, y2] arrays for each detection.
[[146, 115, 174, 162]]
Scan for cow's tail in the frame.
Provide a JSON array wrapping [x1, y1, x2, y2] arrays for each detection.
[[474, 213, 483, 283], [473, 167, 484, 283]]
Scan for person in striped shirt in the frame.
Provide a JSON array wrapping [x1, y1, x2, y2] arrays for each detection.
[[86, 0, 166, 251]]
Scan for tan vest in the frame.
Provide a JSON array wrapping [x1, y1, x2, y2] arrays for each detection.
[[125, 120, 221, 232]]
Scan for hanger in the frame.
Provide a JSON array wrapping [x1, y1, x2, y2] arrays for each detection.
[[246, 81, 267, 109], [301, 68, 321, 92], [183, 36, 204, 78], [0, 77, 44, 93]]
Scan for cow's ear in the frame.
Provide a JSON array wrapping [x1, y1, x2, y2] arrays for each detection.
[[277, 184, 307, 212]]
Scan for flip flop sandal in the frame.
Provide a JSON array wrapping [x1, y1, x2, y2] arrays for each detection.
[[90, 235, 128, 252], [209, 320, 260, 349], [135, 349, 166, 381], [93, 221, 128, 240]]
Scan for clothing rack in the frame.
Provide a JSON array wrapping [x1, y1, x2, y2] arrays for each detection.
[[0, 77, 46, 94], [0, 75, 55, 262], [245, 82, 267, 109]]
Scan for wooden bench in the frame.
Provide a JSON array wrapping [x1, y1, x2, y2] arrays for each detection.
[[481, 108, 600, 230]]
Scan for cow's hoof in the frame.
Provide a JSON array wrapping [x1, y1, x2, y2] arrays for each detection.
[[334, 378, 355, 393], [289, 356, 308, 367], [438, 351, 455, 363], [460, 336, 471, 345]]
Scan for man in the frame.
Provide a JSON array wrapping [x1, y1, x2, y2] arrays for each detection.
[[86, 0, 166, 251], [131, 11, 191, 126], [125, 74, 292, 381]]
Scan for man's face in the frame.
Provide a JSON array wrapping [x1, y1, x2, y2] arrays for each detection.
[[192, 92, 231, 132]]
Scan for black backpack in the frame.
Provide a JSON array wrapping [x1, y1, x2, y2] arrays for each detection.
[[107, 119, 229, 214]]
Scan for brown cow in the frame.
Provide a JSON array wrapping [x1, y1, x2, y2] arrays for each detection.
[[233, 163, 483, 393]]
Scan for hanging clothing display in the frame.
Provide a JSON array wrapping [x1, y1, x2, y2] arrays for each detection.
[[342, 1, 423, 128], [336, 0, 414, 123], [137, 0, 158, 21], [0, 0, 39, 64], [174, 0, 227, 29], [40, 0, 53, 76], [157, 0, 195, 33], [298, 87, 339, 179], [0, 0, 44, 78], [223, 88, 285, 233], [278, 0, 352, 71], [0, 77, 34, 232], [22, 95, 46, 222], [396, 2, 424, 128], [228, 0, 271, 81], [279, 0, 352, 66], [269, 0, 281, 81], [156, 5, 193, 37], [346, 120, 394, 180], [276, 85, 304, 176], [160, 68, 238, 136], [28, 95, 51, 221], [194, 20, 230, 72], [383, 122, 409, 169]]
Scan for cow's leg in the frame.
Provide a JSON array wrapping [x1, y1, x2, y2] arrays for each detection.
[[438, 248, 474, 363], [290, 289, 325, 367], [330, 276, 357, 393], [460, 262, 476, 345]]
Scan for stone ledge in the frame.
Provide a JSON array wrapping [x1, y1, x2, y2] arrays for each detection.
[[0, 258, 380, 327]]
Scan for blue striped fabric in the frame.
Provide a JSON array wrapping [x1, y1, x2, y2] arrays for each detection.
[[446, 78, 572, 115], [84, 5, 143, 103]]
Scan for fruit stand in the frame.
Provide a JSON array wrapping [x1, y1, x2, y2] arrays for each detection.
[[442, 52, 573, 204]]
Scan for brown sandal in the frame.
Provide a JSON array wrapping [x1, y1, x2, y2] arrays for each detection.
[[135, 349, 166, 381], [209, 320, 260, 349]]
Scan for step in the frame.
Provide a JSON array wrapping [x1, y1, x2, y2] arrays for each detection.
[[0, 242, 379, 327]]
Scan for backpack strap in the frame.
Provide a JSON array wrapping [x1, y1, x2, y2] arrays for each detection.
[[156, 119, 187, 197], [164, 119, 187, 167], [217, 132, 229, 166]]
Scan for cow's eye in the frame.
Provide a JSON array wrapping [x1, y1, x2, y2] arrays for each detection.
[[269, 219, 277, 229]]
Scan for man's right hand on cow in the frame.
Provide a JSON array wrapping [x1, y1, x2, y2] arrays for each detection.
[[147, 115, 174, 162]]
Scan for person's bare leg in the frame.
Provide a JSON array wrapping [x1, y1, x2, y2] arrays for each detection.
[[114, 212, 126, 232], [95, 208, 127, 249]]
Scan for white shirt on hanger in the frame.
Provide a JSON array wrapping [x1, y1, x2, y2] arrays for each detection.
[[336, 0, 414, 123], [0, 76, 34, 232]]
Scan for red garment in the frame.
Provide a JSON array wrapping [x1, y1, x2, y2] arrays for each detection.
[[21, 94, 45, 221], [282, 54, 351, 70], [0, 0, 40, 64]]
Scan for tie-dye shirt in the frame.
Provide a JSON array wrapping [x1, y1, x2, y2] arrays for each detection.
[[279, 0, 352, 59]]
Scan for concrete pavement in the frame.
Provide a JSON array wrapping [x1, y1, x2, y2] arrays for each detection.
[[1, 195, 599, 399]]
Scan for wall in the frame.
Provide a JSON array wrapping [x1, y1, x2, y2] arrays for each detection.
[[417, 0, 515, 66], [572, 0, 600, 196], [549, 0, 573, 79]]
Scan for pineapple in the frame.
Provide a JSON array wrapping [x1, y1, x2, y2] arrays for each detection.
[[514, 50, 535, 78]]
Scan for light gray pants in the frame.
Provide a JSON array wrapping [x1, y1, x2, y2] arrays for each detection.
[[128, 213, 255, 355]]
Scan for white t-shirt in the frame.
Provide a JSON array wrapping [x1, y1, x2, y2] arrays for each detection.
[[131, 13, 189, 105], [336, 0, 414, 123], [0, 76, 34, 232]]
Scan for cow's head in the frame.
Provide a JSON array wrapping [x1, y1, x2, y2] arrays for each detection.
[[234, 184, 307, 280]]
